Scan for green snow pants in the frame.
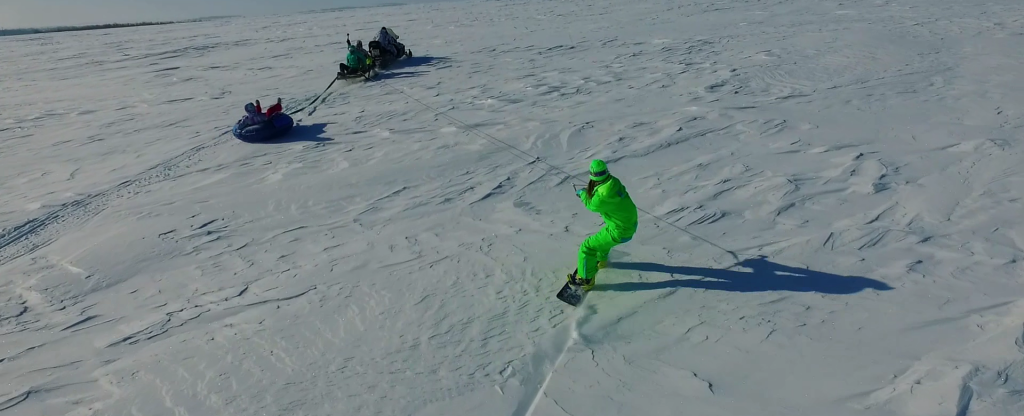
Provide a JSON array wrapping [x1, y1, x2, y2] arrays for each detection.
[[577, 226, 634, 281]]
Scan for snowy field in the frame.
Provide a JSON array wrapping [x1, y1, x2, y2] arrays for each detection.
[[3, 0, 1024, 414]]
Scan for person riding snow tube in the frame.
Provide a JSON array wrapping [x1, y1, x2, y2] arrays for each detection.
[[232, 101, 294, 142]]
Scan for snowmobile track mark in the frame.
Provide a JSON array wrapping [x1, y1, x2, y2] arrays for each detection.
[[0, 132, 231, 268]]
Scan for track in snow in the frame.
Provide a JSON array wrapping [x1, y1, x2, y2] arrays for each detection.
[[511, 307, 582, 416], [0, 132, 232, 267]]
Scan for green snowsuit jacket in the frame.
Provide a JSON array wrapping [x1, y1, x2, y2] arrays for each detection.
[[347, 45, 369, 71], [580, 175, 638, 237], [577, 175, 638, 280]]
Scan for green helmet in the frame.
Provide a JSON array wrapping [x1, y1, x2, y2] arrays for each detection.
[[589, 159, 609, 182]]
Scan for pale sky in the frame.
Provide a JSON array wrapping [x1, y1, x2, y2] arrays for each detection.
[[0, 0, 442, 29]]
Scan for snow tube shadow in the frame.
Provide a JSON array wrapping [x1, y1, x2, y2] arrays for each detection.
[[232, 112, 294, 143]]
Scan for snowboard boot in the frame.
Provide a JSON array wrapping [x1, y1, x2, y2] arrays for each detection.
[[567, 268, 595, 291]]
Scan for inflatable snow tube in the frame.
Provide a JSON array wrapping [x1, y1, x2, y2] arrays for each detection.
[[232, 112, 294, 143]]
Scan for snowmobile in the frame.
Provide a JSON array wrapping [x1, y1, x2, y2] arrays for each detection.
[[368, 38, 411, 69]]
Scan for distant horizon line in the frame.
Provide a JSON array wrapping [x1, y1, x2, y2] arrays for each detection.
[[0, 2, 409, 37]]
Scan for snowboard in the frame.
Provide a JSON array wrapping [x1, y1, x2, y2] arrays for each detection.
[[556, 268, 588, 307]]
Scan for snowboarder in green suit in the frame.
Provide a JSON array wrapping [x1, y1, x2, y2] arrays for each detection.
[[570, 159, 638, 291]]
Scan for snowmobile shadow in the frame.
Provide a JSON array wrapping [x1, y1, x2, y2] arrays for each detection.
[[597, 256, 892, 295], [259, 123, 334, 144], [385, 56, 450, 70], [375, 70, 431, 80]]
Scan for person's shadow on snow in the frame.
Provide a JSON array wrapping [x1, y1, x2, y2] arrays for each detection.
[[597, 256, 892, 294]]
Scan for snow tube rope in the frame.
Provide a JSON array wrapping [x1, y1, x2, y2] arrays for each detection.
[[286, 77, 338, 116]]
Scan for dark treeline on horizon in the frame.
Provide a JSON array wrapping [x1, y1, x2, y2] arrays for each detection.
[[0, 16, 236, 38]]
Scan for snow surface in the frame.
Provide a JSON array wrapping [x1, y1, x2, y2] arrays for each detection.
[[3, 0, 1024, 415]]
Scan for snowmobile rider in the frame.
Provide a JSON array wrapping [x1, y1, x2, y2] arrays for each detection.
[[570, 159, 639, 291], [374, 26, 403, 57]]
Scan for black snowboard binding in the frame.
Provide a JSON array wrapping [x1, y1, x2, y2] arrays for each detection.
[[556, 268, 592, 307], [567, 268, 594, 289]]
